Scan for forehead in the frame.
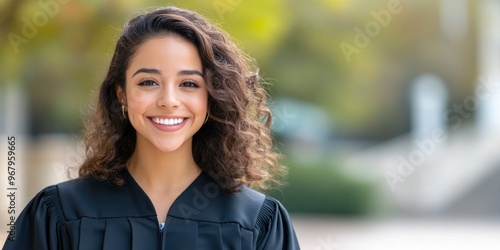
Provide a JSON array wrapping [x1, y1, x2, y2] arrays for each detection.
[[127, 35, 203, 73]]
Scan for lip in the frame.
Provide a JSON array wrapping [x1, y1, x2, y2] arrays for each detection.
[[148, 116, 188, 132]]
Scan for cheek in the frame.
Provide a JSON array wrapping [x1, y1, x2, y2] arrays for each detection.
[[193, 93, 208, 113], [127, 90, 152, 112], [126, 90, 155, 127]]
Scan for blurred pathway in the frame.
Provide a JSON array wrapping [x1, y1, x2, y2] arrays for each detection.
[[291, 214, 500, 250]]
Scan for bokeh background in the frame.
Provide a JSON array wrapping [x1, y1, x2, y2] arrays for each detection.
[[1, 0, 500, 249]]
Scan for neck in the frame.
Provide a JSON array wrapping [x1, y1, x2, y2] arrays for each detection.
[[127, 138, 201, 193]]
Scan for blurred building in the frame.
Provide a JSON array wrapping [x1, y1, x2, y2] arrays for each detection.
[[343, 0, 500, 218]]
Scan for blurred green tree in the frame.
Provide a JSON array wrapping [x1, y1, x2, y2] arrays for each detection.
[[1, 0, 478, 139]]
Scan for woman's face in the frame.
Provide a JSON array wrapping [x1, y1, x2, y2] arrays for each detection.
[[119, 35, 208, 153]]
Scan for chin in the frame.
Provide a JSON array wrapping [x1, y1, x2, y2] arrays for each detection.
[[155, 138, 191, 152], [146, 137, 192, 154], [155, 144, 183, 153]]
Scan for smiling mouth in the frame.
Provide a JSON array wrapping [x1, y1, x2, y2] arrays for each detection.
[[151, 117, 186, 126]]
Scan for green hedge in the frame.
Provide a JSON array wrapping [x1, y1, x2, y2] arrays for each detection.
[[266, 162, 375, 215]]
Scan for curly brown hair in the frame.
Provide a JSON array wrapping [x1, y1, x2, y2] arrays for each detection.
[[79, 6, 285, 193]]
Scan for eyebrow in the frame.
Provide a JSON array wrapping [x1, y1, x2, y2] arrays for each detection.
[[132, 68, 203, 77], [132, 68, 161, 76], [178, 70, 203, 77]]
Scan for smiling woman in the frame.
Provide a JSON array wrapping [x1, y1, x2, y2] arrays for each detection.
[[119, 36, 208, 154], [3, 6, 300, 250]]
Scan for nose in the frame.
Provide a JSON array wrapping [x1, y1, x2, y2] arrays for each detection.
[[157, 86, 180, 110]]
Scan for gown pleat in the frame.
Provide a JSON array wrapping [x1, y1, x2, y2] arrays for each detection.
[[79, 217, 105, 249], [102, 218, 132, 250], [129, 217, 160, 249], [163, 217, 198, 248], [220, 222, 243, 250], [196, 221, 223, 249]]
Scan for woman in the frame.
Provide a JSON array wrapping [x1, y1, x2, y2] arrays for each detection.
[[3, 6, 300, 250]]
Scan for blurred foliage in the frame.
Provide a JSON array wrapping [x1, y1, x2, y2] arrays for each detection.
[[0, 0, 483, 216], [1, 0, 478, 138], [266, 160, 375, 215]]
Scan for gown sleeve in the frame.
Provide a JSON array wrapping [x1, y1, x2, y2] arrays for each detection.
[[255, 197, 301, 250], [2, 185, 65, 250]]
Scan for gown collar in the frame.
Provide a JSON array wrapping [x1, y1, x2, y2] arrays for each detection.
[[123, 169, 213, 221]]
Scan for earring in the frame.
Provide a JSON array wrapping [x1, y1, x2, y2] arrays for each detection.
[[122, 105, 126, 119]]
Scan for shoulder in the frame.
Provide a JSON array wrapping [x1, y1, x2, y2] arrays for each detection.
[[21, 184, 62, 217], [255, 195, 291, 232], [237, 189, 300, 249], [169, 172, 291, 231], [56, 174, 110, 197], [55, 175, 111, 220], [56, 174, 121, 205], [55, 173, 156, 219], [7, 179, 81, 226], [3, 185, 63, 248], [254, 195, 301, 249]]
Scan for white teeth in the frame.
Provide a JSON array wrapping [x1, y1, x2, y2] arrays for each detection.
[[152, 117, 184, 126]]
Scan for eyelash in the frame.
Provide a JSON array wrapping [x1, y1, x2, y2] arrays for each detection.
[[138, 80, 157, 86], [180, 81, 199, 88], [137, 80, 200, 88]]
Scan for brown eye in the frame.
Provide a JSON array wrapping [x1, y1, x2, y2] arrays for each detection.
[[138, 80, 158, 86], [180, 81, 199, 88]]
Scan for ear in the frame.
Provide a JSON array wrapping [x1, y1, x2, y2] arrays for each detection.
[[116, 84, 126, 105]]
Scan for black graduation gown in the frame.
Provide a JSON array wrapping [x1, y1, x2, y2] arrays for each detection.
[[3, 170, 300, 250]]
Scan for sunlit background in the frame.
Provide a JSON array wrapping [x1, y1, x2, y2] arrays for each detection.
[[1, 0, 500, 249]]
